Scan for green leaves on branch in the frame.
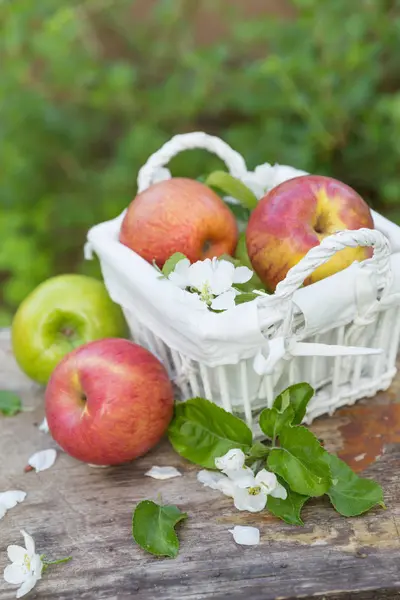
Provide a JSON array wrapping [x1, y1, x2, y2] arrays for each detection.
[[0, 391, 22, 416], [273, 382, 314, 425], [267, 479, 309, 526], [323, 453, 385, 517], [167, 383, 385, 527], [259, 406, 294, 440], [205, 171, 258, 210], [132, 501, 187, 558], [168, 397, 252, 469], [267, 426, 332, 497]]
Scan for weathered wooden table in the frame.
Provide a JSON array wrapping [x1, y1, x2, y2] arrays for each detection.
[[1, 329, 400, 600]]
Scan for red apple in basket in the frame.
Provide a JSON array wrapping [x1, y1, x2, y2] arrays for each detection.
[[246, 175, 374, 291], [119, 178, 238, 267], [45, 338, 174, 466]]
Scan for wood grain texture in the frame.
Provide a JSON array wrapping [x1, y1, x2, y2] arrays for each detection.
[[0, 329, 400, 600]]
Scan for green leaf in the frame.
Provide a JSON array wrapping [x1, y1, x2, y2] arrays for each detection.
[[234, 292, 259, 305], [247, 441, 270, 460], [227, 202, 251, 224], [267, 426, 332, 497], [273, 383, 314, 425], [259, 406, 294, 440], [0, 391, 22, 416], [162, 252, 188, 277], [132, 501, 187, 558], [323, 453, 385, 517], [168, 397, 253, 469], [205, 171, 258, 210], [267, 479, 310, 526]]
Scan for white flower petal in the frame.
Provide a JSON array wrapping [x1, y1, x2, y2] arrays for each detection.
[[210, 260, 235, 295], [0, 503, 7, 520], [28, 449, 57, 473], [7, 546, 27, 565], [229, 525, 260, 546], [38, 418, 49, 434], [16, 576, 37, 598], [3, 563, 28, 585], [0, 491, 26, 510], [255, 469, 278, 493], [168, 258, 190, 289], [145, 466, 182, 480], [197, 470, 235, 498], [32, 555, 43, 580], [183, 291, 208, 310], [233, 487, 267, 512], [210, 289, 237, 311], [215, 449, 246, 472], [269, 482, 288, 500], [227, 467, 256, 489], [188, 259, 213, 290], [20, 531, 35, 557], [233, 266, 253, 284]]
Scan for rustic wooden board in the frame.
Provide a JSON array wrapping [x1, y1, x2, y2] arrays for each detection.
[[1, 329, 400, 600]]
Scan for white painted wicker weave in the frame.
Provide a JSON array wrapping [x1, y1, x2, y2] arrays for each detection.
[[85, 132, 400, 433]]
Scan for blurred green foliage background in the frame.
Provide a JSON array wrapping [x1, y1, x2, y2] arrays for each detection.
[[1, 0, 400, 324]]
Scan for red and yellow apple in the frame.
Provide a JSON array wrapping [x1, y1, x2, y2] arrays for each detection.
[[45, 338, 174, 466], [119, 178, 238, 267], [246, 175, 374, 291]]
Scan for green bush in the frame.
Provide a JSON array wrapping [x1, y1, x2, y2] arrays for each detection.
[[2, 0, 400, 324]]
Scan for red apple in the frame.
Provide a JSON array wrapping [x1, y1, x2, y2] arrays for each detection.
[[246, 175, 374, 291], [45, 338, 174, 465], [119, 178, 238, 266]]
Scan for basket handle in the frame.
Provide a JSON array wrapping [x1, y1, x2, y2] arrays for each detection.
[[137, 132, 248, 193], [253, 228, 392, 376], [269, 228, 392, 302]]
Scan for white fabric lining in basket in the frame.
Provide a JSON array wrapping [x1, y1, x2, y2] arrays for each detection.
[[85, 132, 400, 433]]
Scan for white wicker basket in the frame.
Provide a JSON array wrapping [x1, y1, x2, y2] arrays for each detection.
[[85, 132, 400, 433]]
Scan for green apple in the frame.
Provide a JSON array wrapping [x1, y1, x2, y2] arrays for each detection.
[[234, 232, 268, 293], [12, 274, 127, 384]]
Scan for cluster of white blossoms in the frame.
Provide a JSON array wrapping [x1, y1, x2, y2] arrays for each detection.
[[198, 448, 287, 512], [168, 257, 253, 311]]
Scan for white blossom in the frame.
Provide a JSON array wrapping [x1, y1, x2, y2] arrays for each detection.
[[233, 469, 287, 513], [197, 470, 236, 498], [28, 449, 57, 473], [168, 258, 191, 289], [229, 525, 260, 546], [3, 530, 43, 598], [145, 466, 182, 480], [215, 449, 254, 487], [198, 449, 287, 513], [0, 491, 26, 522], [168, 257, 252, 311]]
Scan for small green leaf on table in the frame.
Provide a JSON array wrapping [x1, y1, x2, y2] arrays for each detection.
[[205, 171, 258, 210], [132, 501, 187, 558], [162, 252, 188, 277], [259, 406, 294, 440], [168, 397, 253, 468], [323, 453, 385, 517], [0, 391, 22, 416], [267, 426, 332, 497], [273, 383, 314, 425], [267, 479, 310, 526]]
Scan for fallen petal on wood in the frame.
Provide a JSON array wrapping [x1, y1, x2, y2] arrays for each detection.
[[228, 525, 260, 546], [145, 466, 182, 480], [28, 449, 57, 472]]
